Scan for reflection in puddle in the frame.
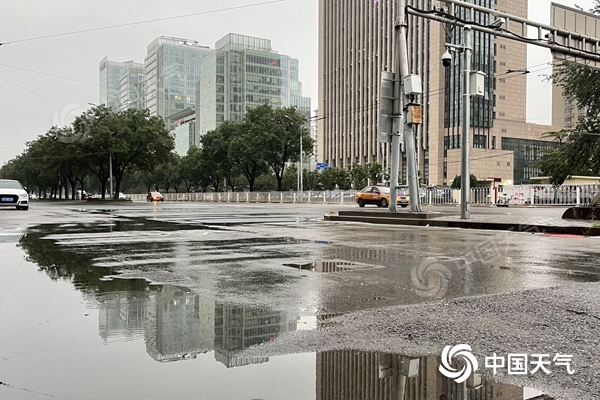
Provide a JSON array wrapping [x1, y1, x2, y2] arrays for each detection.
[[92, 285, 553, 399], [317, 350, 552, 400], [284, 260, 384, 273], [4, 220, 562, 399], [95, 283, 300, 366]]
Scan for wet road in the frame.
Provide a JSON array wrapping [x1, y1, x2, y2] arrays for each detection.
[[2, 201, 597, 399]]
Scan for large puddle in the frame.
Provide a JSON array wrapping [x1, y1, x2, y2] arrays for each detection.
[[2, 216, 594, 399], [0, 269, 550, 399]]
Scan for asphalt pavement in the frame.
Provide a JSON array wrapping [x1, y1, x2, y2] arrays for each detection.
[[1, 200, 599, 399]]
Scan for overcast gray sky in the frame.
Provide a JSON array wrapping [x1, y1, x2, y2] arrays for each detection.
[[0, 0, 594, 166]]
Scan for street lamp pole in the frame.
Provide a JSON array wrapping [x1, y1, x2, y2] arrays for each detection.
[[109, 152, 113, 200], [443, 26, 473, 219], [300, 131, 303, 194]]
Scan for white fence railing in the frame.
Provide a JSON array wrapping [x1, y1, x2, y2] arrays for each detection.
[[130, 191, 358, 204], [129, 184, 600, 207]]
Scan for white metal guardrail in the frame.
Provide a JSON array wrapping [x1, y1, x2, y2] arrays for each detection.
[[129, 184, 600, 206], [129, 191, 359, 204]]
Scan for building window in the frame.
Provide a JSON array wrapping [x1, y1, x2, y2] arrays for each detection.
[[501, 137, 557, 184], [474, 134, 487, 149]]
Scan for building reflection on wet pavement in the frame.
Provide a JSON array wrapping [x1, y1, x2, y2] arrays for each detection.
[[3, 216, 562, 399]]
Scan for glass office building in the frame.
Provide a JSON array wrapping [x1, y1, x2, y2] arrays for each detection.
[[173, 121, 195, 156], [99, 58, 144, 111], [99, 57, 127, 109], [196, 33, 311, 142], [117, 62, 145, 111], [144, 37, 213, 129]]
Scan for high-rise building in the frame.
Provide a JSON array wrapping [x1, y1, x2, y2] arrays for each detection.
[[551, 3, 598, 131], [117, 62, 145, 111], [144, 36, 213, 129], [319, 0, 559, 185], [99, 57, 128, 109], [99, 58, 145, 111], [167, 107, 196, 156], [195, 33, 311, 143], [316, 350, 524, 400]]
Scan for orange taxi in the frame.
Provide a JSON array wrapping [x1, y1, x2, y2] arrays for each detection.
[[355, 185, 410, 208]]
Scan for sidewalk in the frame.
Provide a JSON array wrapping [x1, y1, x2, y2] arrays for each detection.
[[325, 205, 600, 236]]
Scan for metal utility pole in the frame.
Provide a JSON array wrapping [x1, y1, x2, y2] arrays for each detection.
[[460, 26, 472, 219], [389, 0, 422, 214], [109, 152, 113, 200]]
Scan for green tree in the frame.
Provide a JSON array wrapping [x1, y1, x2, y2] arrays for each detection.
[[303, 170, 321, 191], [254, 172, 278, 191], [228, 120, 268, 192], [180, 147, 202, 192], [74, 106, 173, 199], [541, 129, 570, 144], [281, 164, 298, 191], [450, 174, 479, 189], [349, 163, 369, 189], [534, 147, 570, 185], [367, 161, 387, 185], [242, 104, 314, 191], [320, 168, 351, 190]]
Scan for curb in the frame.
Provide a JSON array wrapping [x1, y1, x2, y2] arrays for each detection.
[[326, 214, 600, 236]]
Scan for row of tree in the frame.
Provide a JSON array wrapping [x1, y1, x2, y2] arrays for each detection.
[[0, 106, 172, 199], [0, 103, 388, 198]]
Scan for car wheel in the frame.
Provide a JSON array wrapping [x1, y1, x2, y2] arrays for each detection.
[[358, 198, 365, 208], [17, 206, 28, 211], [380, 198, 388, 207]]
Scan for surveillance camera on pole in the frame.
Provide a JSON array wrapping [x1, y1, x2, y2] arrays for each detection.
[[489, 17, 505, 28], [442, 50, 452, 68]]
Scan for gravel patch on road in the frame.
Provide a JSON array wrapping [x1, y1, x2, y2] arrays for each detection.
[[242, 282, 600, 400]]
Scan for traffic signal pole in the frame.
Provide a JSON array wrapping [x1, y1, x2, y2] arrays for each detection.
[[389, 0, 422, 213]]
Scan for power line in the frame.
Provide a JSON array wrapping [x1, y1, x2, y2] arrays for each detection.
[[0, 63, 98, 86], [0, 105, 26, 148], [0, 0, 287, 46], [0, 76, 80, 112]]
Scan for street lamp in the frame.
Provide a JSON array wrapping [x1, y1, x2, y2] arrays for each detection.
[[283, 114, 326, 194], [303, 115, 327, 194]]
